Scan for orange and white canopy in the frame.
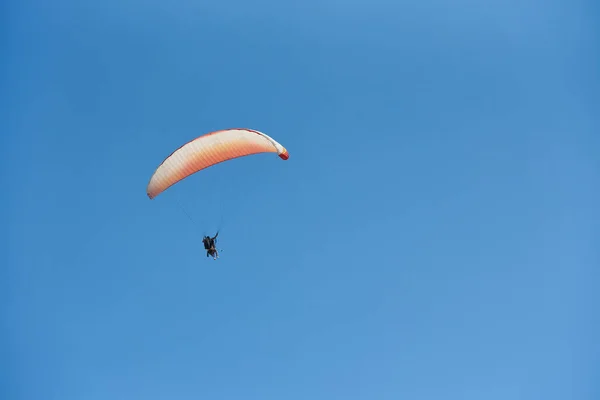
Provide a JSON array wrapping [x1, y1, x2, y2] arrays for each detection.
[[147, 128, 289, 199]]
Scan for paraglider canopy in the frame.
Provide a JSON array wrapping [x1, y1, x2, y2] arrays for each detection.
[[147, 128, 289, 199]]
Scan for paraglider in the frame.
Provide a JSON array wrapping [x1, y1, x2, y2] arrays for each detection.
[[146, 128, 289, 260], [202, 232, 219, 260], [146, 128, 289, 199]]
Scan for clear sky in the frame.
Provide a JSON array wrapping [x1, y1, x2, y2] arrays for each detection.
[[3, 0, 598, 399]]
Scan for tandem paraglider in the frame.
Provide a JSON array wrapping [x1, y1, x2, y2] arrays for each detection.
[[202, 232, 219, 260], [146, 128, 289, 260]]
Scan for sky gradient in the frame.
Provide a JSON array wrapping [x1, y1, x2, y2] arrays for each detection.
[[4, 0, 598, 399]]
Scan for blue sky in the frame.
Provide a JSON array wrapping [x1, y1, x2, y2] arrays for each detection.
[[3, 0, 598, 399]]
